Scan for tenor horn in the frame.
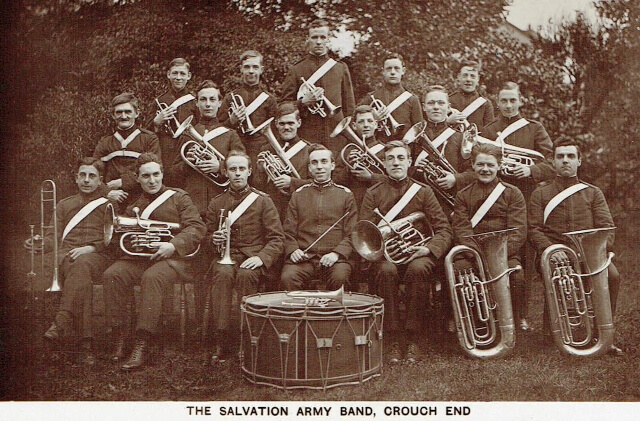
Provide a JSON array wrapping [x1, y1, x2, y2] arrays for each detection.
[[370, 95, 404, 137], [444, 228, 521, 358], [155, 99, 194, 138], [540, 227, 615, 357], [179, 126, 230, 187], [297, 77, 341, 118], [331, 116, 385, 175], [284, 286, 344, 307], [471, 135, 545, 177], [256, 120, 301, 194]]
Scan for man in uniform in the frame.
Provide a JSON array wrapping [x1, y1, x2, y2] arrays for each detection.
[[103, 153, 206, 371], [26, 158, 112, 365], [281, 144, 358, 291], [359, 53, 423, 141], [205, 150, 284, 363], [280, 18, 355, 153], [150, 58, 197, 178], [451, 144, 527, 327], [360, 141, 452, 363], [217, 50, 278, 178], [94, 92, 161, 209], [448, 60, 495, 132], [529, 136, 622, 355]]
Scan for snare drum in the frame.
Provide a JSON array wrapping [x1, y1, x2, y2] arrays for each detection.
[[240, 291, 384, 390]]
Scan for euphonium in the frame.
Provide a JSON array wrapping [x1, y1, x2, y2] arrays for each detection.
[[331, 116, 385, 174], [297, 77, 341, 118], [467, 134, 545, 177], [444, 228, 521, 358], [352, 209, 432, 264], [155, 99, 194, 138], [540, 227, 616, 357], [179, 125, 230, 187], [403, 121, 457, 208], [284, 286, 344, 307], [228, 93, 272, 135], [256, 120, 300, 194], [217, 209, 235, 265], [370, 95, 404, 137]]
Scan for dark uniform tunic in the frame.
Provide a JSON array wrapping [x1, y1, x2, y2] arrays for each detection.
[[205, 185, 284, 332], [103, 186, 205, 335], [337, 133, 388, 207], [281, 53, 355, 152], [359, 83, 424, 141], [449, 90, 494, 132], [281, 180, 358, 290], [360, 177, 452, 333]]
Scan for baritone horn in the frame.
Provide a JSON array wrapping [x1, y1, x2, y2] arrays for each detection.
[[284, 286, 344, 307], [256, 119, 300, 194], [297, 77, 341, 118], [540, 227, 616, 357], [179, 126, 230, 187], [370, 95, 404, 137], [155, 99, 194, 138], [228, 93, 272, 135], [331, 116, 385, 175], [444, 228, 521, 358]]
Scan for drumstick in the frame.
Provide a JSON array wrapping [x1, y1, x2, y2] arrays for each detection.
[[303, 212, 350, 254]]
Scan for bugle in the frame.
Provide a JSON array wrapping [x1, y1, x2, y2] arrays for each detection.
[[370, 95, 404, 137], [331, 116, 385, 175], [540, 227, 615, 357], [180, 125, 230, 187], [297, 77, 341, 118], [256, 119, 300, 194], [228, 93, 272, 135], [155, 99, 194, 138], [284, 286, 344, 307]]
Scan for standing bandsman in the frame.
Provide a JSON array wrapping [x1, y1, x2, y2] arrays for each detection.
[[528, 136, 622, 355], [217, 50, 278, 177], [360, 141, 452, 364], [205, 151, 284, 363], [359, 53, 423, 141], [280, 18, 356, 153], [447, 60, 495, 132], [94, 92, 161, 209], [103, 153, 206, 371], [281, 144, 358, 292], [25, 158, 112, 365], [255, 101, 312, 220]]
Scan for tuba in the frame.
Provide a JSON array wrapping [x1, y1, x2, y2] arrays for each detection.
[[370, 95, 404, 137], [403, 121, 457, 208], [228, 93, 272, 135], [283, 286, 344, 307], [179, 125, 230, 187], [104, 204, 198, 257], [155, 99, 194, 138], [540, 227, 616, 357], [297, 77, 341, 118], [352, 209, 432, 264], [444, 228, 521, 358], [331, 116, 385, 174], [256, 119, 300, 194]]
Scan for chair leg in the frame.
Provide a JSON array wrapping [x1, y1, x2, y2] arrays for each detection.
[[180, 282, 187, 351], [202, 289, 211, 345]]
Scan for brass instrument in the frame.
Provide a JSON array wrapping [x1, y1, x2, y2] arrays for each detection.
[[228, 93, 272, 135], [465, 133, 545, 177], [403, 121, 457, 208], [179, 125, 230, 187], [370, 95, 404, 137], [331, 116, 385, 175], [444, 228, 521, 358], [256, 119, 300, 194], [297, 77, 341, 118], [104, 204, 198, 258], [283, 286, 344, 307], [217, 209, 235, 265], [155, 99, 194, 138], [352, 209, 432, 264], [540, 227, 616, 357]]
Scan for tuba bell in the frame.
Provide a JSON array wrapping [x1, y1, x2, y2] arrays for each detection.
[[331, 116, 386, 175], [297, 77, 341, 118], [370, 95, 404, 137], [540, 227, 616, 357], [179, 125, 230, 187], [444, 228, 521, 358]]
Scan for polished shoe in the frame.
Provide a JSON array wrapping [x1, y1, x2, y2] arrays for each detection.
[[405, 342, 422, 364], [111, 332, 129, 363], [43, 323, 65, 342], [78, 342, 96, 366], [387, 342, 401, 365], [519, 319, 534, 332], [121, 339, 148, 371], [210, 345, 227, 364], [608, 344, 623, 356]]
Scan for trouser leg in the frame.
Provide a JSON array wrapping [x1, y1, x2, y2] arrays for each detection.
[[103, 260, 148, 330], [136, 261, 179, 335], [325, 262, 352, 290], [374, 261, 400, 332], [404, 256, 436, 334], [608, 262, 620, 316], [509, 257, 526, 321], [211, 262, 236, 332], [280, 261, 315, 291]]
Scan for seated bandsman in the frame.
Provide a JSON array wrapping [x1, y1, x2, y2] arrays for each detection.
[[447, 60, 495, 133], [528, 136, 622, 355], [360, 140, 452, 364], [359, 53, 423, 141], [103, 153, 206, 371], [94, 92, 161, 209], [451, 144, 527, 327], [281, 144, 358, 292], [205, 151, 284, 363], [217, 50, 278, 177], [25, 158, 112, 365], [255, 101, 312, 220]]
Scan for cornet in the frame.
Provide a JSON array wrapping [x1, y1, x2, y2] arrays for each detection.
[[370, 95, 404, 137], [256, 120, 300, 194], [155, 99, 194, 138], [228, 93, 272, 135], [283, 286, 344, 307], [216, 209, 235, 265], [331, 116, 385, 175], [297, 77, 341, 118], [179, 125, 230, 187]]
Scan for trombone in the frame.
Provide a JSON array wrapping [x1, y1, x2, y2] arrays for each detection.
[[297, 77, 341, 118], [155, 99, 194, 138], [228, 93, 272, 135]]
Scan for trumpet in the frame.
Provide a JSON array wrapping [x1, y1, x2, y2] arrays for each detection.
[[283, 286, 344, 307], [216, 209, 235, 265], [228, 93, 272, 135], [155, 99, 194, 138], [179, 126, 230, 187], [256, 119, 300, 194], [370, 95, 404, 137], [331, 116, 386, 175], [297, 77, 341, 118]]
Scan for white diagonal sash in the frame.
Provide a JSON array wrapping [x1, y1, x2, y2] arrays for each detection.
[[460, 97, 487, 118], [61, 197, 109, 242], [496, 118, 529, 143], [543, 183, 589, 224], [113, 129, 141, 149], [432, 127, 456, 150], [202, 127, 230, 143], [385, 91, 413, 114], [306, 58, 338, 85], [228, 192, 260, 226], [368, 143, 385, 156], [168, 94, 195, 109], [245, 92, 270, 117], [285, 140, 307, 160], [101, 150, 141, 162], [470, 183, 506, 228], [379, 182, 422, 227], [140, 190, 177, 219]]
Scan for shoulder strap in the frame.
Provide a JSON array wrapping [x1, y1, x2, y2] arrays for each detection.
[[101, 150, 141, 162], [385, 91, 413, 114], [61, 197, 109, 242], [113, 129, 141, 149], [432, 127, 457, 150], [379, 182, 422, 226], [168, 94, 195, 109], [202, 126, 231, 143], [496, 118, 529, 143], [368, 143, 385, 156], [470, 183, 506, 228], [543, 183, 589, 224], [460, 97, 487, 118], [285, 139, 307, 160], [245, 92, 270, 117], [228, 192, 260, 226], [140, 190, 177, 219], [306, 58, 338, 85]]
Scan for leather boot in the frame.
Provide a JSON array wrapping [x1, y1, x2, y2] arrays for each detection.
[[111, 330, 129, 363], [78, 339, 96, 366], [121, 338, 148, 371]]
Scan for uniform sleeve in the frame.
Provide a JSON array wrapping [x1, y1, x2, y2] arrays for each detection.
[[255, 196, 285, 269], [341, 64, 356, 117], [170, 192, 206, 257], [506, 187, 527, 257], [451, 190, 476, 251], [217, 93, 232, 128], [145, 99, 161, 131], [530, 123, 555, 183], [422, 187, 453, 260], [171, 132, 192, 184], [360, 187, 377, 222], [444, 136, 475, 189], [283, 193, 301, 257], [332, 191, 358, 259], [229, 130, 246, 153], [482, 100, 495, 129], [42, 203, 65, 253], [591, 187, 616, 250], [410, 95, 424, 126], [280, 67, 300, 105], [205, 196, 222, 235], [528, 187, 553, 255]]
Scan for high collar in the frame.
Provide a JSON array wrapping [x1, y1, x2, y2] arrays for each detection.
[[387, 175, 410, 187], [280, 135, 300, 148], [457, 89, 479, 98], [425, 119, 448, 130], [170, 87, 188, 98], [312, 179, 333, 189], [308, 52, 329, 64], [142, 185, 167, 201], [382, 83, 405, 95], [78, 188, 104, 201], [115, 124, 138, 136], [499, 113, 522, 124], [242, 82, 262, 92], [229, 184, 251, 198], [556, 175, 580, 188], [476, 177, 500, 190], [198, 118, 221, 130]]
